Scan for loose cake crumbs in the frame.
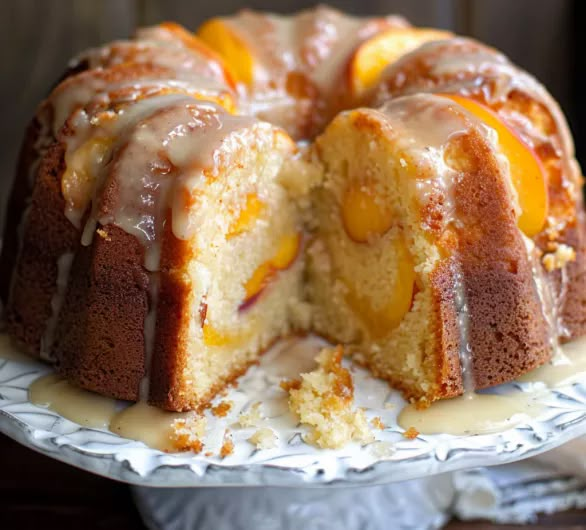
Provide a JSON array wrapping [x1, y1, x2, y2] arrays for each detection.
[[248, 427, 278, 450], [371, 417, 386, 430], [542, 243, 576, 271], [403, 427, 420, 440], [370, 441, 395, 458], [280, 379, 302, 392], [220, 430, 234, 458], [96, 228, 111, 241], [237, 402, 264, 427], [285, 346, 375, 449], [211, 400, 233, 417], [171, 415, 207, 453]]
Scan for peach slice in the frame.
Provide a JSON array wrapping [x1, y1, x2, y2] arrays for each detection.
[[243, 262, 275, 305], [62, 137, 112, 215], [344, 237, 415, 338], [443, 94, 548, 237], [202, 323, 238, 347], [158, 22, 239, 91], [270, 233, 301, 269], [227, 193, 265, 239], [197, 19, 254, 86], [240, 233, 301, 309], [202, 320, 257, 347], [341, 182, 393, 243], [349, 28, 452, 98]]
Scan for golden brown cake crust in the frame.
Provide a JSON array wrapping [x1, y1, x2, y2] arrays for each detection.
[[371, 37, 586, 345], [429, 132, 551, 401], [4, 143, 79, 356], [147, 220, 194, 411], [54, 224, 148, 401]]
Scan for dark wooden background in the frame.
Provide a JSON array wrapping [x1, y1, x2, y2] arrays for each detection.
[[0, 1, 584, 528]]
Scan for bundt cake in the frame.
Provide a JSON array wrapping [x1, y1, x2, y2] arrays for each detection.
[[1, 7, 584, 412]]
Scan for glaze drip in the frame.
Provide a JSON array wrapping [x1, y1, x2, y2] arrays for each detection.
[[40, 251, 74, 361], [376, 95, 483, 392]]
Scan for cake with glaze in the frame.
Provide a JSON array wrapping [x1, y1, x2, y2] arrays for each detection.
[[1, 7, 584, 412]]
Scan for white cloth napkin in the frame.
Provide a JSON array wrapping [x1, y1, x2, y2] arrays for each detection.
[[132, 438, 586, 530]]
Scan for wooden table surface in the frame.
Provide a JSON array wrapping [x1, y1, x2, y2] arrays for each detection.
[[1, 433, 585, 529]]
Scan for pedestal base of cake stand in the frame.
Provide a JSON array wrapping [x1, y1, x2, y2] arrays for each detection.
[[132, 476, 453, 530]]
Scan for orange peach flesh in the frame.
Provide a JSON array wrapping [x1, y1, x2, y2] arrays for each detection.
[[159, 22, 239, 91], [443, 94, 548, 237], [227, 194, 265, 239], [349, 28, 452, 97], [197, 19, 254, 86], [242, 233, 301, 307], [340, 179, 416, 337], [341, 182, 394, 243], [62, 138, 112, 213], [344, 236, 416, 339]]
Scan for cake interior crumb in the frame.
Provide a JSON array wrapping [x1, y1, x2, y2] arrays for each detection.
[[371, 416, 385, 430], [220, 430, 234, 458], [171, 415, 207, 453], [249, 427, 278, 449], [285, 345, 375, 449], [211, 400, 233, 417], [237, 402, 264, 427], [403, 426, 420, 439]]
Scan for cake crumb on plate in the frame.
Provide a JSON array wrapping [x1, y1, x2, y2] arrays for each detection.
[[403, 426, 420, 440], [285, 346, 374, 449], [211, 400, 233, 417], [171, 415, 207, 453], [220, 430, 234, 458], [237, 402, 264, 427], [248, 427, 278, 449]]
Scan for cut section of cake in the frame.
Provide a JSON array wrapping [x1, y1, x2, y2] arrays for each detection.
[[308, 94, 551, 404], [50, 98, 304, 411]]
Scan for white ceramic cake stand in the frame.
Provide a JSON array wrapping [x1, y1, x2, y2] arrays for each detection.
[[1, 335, 586, 488]]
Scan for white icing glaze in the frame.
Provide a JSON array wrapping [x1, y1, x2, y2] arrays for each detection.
[[28, 372, 191, 450], [225, 7, 397, 90], [375, 94, 484, 392], [399, 335, 586, 435], [109, 401, 190, 451], [78, 99, 257, 267], [29, 373, 117, 429], [522, 235, 565, 350], [376, 37, 580, 204], [40, 251, 74, 361], [398, 391, 544, 436], [140, 272, 160, 400], [519, 334, 586, 386], [63, 92, 195, 231], [0, 334, 33, 363], [20, 335, 586, 444]]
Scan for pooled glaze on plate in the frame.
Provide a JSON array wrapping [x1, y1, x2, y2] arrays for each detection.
[[1, 332, 586, 487]]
